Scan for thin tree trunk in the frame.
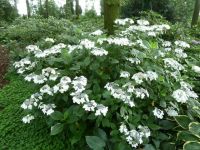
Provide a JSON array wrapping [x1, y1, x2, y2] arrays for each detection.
[[26, 0, 31, 17], [45, 0, 49, 18], [75, 0, 81, 18], [104, 0, 120, 35], [75, 0, 79, 17], [39, 0, 43, 15], [65, 0, 68, 17], [70, 0, 74, 15], [14, 0, 17, 9], [191, 0, 200, 26]]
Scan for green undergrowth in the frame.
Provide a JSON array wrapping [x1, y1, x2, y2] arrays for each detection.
[[0, 74, 65, 150]]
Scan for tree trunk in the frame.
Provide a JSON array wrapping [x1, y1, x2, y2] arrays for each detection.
[[45, 0, 49, 18], [104, 0, 120, 35], [38, 0, 43, 15], [70, 0, 74, 15], [14, 0, 17, 9], [191, 0, 200, 26], [65, 0, 68, 18], [75, 0, 81, 18], [26, 0, 31, 17]]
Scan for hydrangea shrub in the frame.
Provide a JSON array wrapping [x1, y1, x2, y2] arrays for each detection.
[[13, 19, 200, 149]]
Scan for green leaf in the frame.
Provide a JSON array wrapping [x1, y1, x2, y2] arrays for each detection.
[[189, 122, 200, 138], [160, 142, 176, 150], [61, 48, 72, 64], [174, 115, 191, 129], [159, 120, 176, 130], [147, 123, 161, 130], [115, 142, 131, 150], [85, 136, 106, 149], [50, 111, 64, 121], [97, 128, 107, 141], [50, 123, 64, 135], [144, 144, 156, 150], [177, 131, 199, 141], [183, 141, 200, 150], [64, 111, 69, 120]]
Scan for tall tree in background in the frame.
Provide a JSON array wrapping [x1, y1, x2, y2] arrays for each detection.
[[75, 0, 82, 18], [65, 0, 74, 18], [14, 0, 17, 9], [0, 0, 18, 22], [70, 0, 74, 14], [26, 0, 31, 17], [104, 0, 120, 35], [191, 0, 200, 26], [38, 0, 43, 15], [45, 0, 49, 18]]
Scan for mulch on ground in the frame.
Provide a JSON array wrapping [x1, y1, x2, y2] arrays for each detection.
[[0, 45, 9, 88]]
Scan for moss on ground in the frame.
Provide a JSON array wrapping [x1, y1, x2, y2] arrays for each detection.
[[0, 74, 65, 150]]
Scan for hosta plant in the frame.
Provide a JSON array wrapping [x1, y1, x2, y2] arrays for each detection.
[[13, 18, 200, 149]]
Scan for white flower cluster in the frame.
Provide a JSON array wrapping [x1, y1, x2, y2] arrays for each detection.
[[137, 19, 150, 26], [136, 39, 148, 49], [45, 38, 55, 43], [165, 106, 178, 116], [174, 48, 187, 58], [53, 76, 71, 93], [192, 65, 200, 74], [120, 71, 130, 78], [22, 114, 35, 124], [21, 92, 42, 110], [97, 37, 134, 46], [126, 57, 141, 64], [38, 103, 56, 115], [91, 47, 108, 56], [162, 41, 172, 48], [119, 123, 150, 148], [68, 44, 83, 53], [132, 71, 158, 84], [90, 29, 103, 36], [13, 57, 37, 74], [115, 18, 134, 25], [40, 84, 53, 95], [105, 82, 135, 107], [33, 43, 66, 58], [71, 76, 108, 116], [123, 20, 170, 37], [175, 40, 190, 48], [25, 67, 60, 84], [21, 74, 109, 124], [163, 58, 185, 71], [172, 81, 198, 103], [134, 88, 149, 99], [153, 107, 164, 119], [80, 39, 95, 49], [42, 67, 59, 81], [26, 45, 40, 53], [21, 92, 57, 123]]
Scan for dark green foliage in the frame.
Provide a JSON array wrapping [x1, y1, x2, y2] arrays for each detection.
[[121, 0, 195, 23], [0, 0, 18, 22], [0, 17, 82, 61], [36, 0, 65, 18], [0, 75, 65, 150], [121, 0, 176, 22], [0, 17, 77, 46]]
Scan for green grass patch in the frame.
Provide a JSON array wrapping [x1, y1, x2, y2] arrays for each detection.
[[0, 74, 65, 150]]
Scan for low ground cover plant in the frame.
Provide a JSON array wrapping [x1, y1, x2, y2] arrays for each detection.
[[13, 18, 200, 149]]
